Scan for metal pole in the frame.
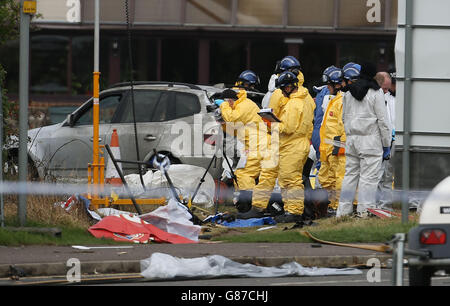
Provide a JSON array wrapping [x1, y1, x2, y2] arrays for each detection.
[[0, 84, 4, 227], [92, 0, 100, 193], [391, 233, 405, 286], [18, 1, 31, 226], [190, 155, 217, 204], [401, 0, 413, 224], [398, 234, 405, 286], [94, 0, 99, 87]]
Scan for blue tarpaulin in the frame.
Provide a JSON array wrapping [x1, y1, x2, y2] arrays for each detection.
[[220, 217, 276, 228]]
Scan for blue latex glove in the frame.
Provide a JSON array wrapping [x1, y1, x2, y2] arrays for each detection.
[[214, 99, 225, 107], [383, 147, 391, 160], [392, 128, 396, 141]]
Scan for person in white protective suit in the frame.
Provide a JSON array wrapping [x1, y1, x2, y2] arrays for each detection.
[[336, 62, 392, 218], [261, 60, 282, 109], [375, 71, 396, 209]]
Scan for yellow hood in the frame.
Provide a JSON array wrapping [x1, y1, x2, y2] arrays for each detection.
[[297, 71, 305, 87], [233, 89, 247, 109], [280, 82, 309, 106]]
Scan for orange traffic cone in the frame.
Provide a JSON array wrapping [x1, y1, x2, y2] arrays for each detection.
[[105, 129, 123, 187]]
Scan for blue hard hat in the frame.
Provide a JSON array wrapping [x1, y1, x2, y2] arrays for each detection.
[[322, 66, 344, 84], [279, 56, 301, 72], [343, 62, 361, 81], [237, 70, 260, 86], [276, 71, 299, 88]]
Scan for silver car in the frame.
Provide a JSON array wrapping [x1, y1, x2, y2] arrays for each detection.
[[27, 82, 263, 181]]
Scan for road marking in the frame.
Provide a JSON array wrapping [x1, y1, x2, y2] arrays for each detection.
[[273, 276, 450, 286], [271, 278, 394, 286]]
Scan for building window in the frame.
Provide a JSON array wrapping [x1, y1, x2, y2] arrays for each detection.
[[249, 40, 286, 91], [186, 0, 232, 24], [70, 35, 110, 95], [161, 39, 198, 83], [72, 36, 94, 95], [119, 37, 157, 84], [30, 35, 69, 93], [338, 41, 395, 72], [297, 40, 337, 90], [135, 38, 158, 82], [287, 0, 334, 27], [0, 40, 19, 93], [237, 0, 283, 26], [210, 39, 247, 86]]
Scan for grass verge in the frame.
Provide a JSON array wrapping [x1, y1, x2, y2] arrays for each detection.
[[211, 213, 418, 244], [0, 194, 126, 246], [0, 222, 125, 246]]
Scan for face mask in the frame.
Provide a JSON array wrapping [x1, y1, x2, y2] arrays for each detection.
[[333, 84, 342, 95], [341, 79, 356, 92], [281, 86, 294, 97]]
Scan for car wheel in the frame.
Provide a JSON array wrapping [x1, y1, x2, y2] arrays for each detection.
[[409, 266, 433, 286]]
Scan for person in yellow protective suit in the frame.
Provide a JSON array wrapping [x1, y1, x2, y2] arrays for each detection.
[[318, 66, 347, 215], [255, 71, 315, 223], [251, 61, 314, 219], [214, 88, 268, 216], [246, 86, 285, 217], [275, 71, 315, 223]]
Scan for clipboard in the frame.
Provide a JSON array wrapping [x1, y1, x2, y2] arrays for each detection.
[[258, 108, 281, 122]]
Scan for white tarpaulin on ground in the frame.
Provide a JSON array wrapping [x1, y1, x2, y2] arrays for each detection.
[[124, 170, 155, 195], [97, 207, 137, 217], [140, 252, 362, 280], [139, 199, 201, 242], [125, 165, 215, 208]]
